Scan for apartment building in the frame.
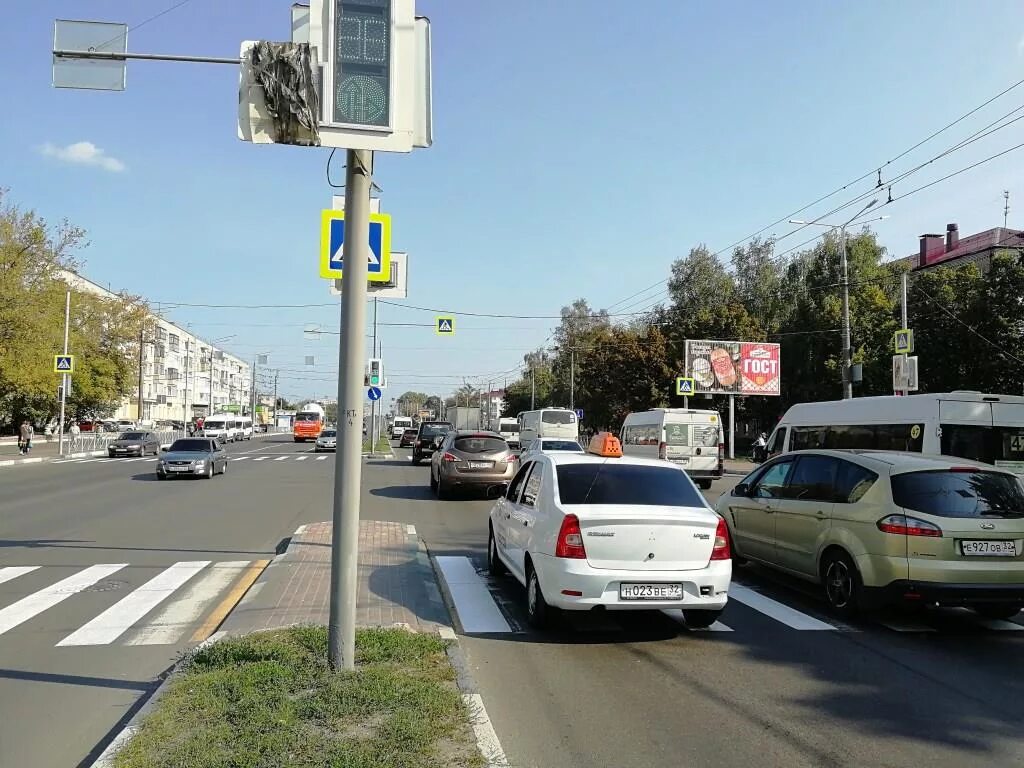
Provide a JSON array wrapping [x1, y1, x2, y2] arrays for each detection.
[[60, 270, 251, 423]]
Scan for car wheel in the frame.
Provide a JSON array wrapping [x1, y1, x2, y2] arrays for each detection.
[[430, 469, 438, 490], [156, 473, 166, 481], [972, 604, 1022, 621], [487, 526, 507, 577], [698, 479, 713, 490], [436, 478, 450, 500], [526, 563, 554, 629], [206, 464, 214, 480], [821, 551, 862, 617], [411, 454, 420, 466], [221, 460, 228, 476], [682, 609, 724, 629]]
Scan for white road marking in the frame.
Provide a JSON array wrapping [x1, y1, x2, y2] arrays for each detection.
[[274, 456, 288, 461], [407, 524, 417, 535], [0, 566, 40, 586], [0, 564, 128, 636], [435, 556, 513, 634], [974, 618, 1024, 631], [253, 457, 269, 462], [878, 618, 937, 633], [662, 609, 734, 631], [58, 561, 210, 646], [728, 584, 838, 631], [127, 561, 248, 645], [295, 456, 308, 461], [233, 456, 249, 461], [294, 524, 308, 536], [316, 456, 329, 461], [463, 693, 510, 768]]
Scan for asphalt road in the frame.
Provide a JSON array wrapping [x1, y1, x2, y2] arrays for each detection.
[[376, 444, 1024, 768], [0, 434, 335, 768]]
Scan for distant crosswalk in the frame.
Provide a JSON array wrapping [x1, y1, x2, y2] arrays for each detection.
[[54, 455, 332, 465], [435, 556, 1024, 637], [0, 561, 265, 647]]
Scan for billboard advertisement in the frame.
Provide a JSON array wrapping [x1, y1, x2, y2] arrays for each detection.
[[685, 340, 781, 396]]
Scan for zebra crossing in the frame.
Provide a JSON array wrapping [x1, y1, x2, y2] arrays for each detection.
[[0, 560, 266, 647], [54, 454, 333, 465], [435, 556, 1024, 637]]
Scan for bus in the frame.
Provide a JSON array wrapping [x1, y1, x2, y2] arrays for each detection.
[[293, 402, 326, 442]]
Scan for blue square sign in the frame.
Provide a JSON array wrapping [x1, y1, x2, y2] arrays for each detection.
[[319, 210, 391, 282]]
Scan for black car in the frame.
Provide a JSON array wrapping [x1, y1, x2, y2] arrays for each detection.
[[108, 431, 161, 457], [399, 428, 417, 448], [411, 421, 453, 465]]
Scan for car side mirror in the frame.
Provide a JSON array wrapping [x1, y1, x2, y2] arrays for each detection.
[[161, 446, 168, 452], [733, 482, 750, 497]]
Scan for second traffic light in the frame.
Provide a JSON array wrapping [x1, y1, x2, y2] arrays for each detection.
[[367, 358, 383, 387]]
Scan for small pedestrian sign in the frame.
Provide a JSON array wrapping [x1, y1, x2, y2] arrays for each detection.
[[894, 329, 914, 355], [575, 408, 584, 420], [54, 355, 74, 373], [367, 386, 382, 401], [676, 377, 695, 396], [435, 316, 455, 335]]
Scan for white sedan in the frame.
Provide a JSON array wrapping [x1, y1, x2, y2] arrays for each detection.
[[487, 434, 731, 628], [518, 437, 585, 461]]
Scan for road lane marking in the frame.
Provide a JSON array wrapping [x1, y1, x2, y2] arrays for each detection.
[[435, 556, 513, 634], [878, 618, 937, 633], [295, 456, 308, 461], [0, 566, 40, 586], [253, 457, 269, 461], [233, 456, 249, 461], [463, 693, 511, 768], [58, 561, 211, 646], [274, 456, 288, 461], [190, 559, 271, 643], [316, 456, 329, 461], [974, 618, 1024, 631], [0, 564, 128, 636], [728, 584, 838, 630], [127, 561, 249, 645]]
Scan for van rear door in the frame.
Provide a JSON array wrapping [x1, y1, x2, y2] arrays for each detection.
[[663, 417, 719, 472]]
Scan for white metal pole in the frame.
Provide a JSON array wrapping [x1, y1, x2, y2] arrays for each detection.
[[329, 149, 372, 672], [900, 272, 909, 396], [728, 394, 735, 460], [840, 226, 853, 400], [58, 290, 70, 457]]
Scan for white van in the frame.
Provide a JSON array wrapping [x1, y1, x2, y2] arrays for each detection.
[[234, 416, 253, 441], [496, 417, 521, 448], [518, 408, 578, 447], [766, 392, 1024, 473], [619, 408, 723, 489], [392, 416, 414, 440], [201, 414, 236, 444]]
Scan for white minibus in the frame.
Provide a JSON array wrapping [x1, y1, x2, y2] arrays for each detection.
[[392, 416, 414, 440], [518, 408, 578, 447], [620, 408, 723, 489], [766, 392, 1024, 474], [234, 416, 253, 440], [496, 417, 521, 448]]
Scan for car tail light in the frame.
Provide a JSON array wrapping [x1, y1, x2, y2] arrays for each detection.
[[877, 514, 943, 537], [442, 452, 458, 462], [949, 466, 980, 473], [711, 517, 731, 560], [658, 441, 667, 460], [555, 514, 587, 559]]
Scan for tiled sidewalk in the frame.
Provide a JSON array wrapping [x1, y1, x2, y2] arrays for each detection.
[[220, 519, 449, 635]]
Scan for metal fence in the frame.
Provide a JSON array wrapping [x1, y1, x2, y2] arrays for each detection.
[[58, 427, 285, 454]]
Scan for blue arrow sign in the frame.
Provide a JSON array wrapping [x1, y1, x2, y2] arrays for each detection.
[[367, 386, 382, 401], [575, 408, 584, 420]]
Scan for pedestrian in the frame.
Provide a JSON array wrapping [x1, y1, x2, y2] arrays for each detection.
[[18, 420, 33, 455], [69, 421, 81, 449]]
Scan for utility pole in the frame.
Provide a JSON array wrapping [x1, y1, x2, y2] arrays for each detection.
[[58, 290, 70, 457], [899, 271, 909, 396], [137, 325, 146, 423], [329, 148, 373, 672], [370, 297, 378, 455], [251, 360, 257, 421], [183, 339, 191, 426], [569, 349, 575, 412], [839, 226, 853, 400], [272, 370, 279, 429], [209, 348, 215, 416], [531, 367, 536, 410], [1004, 190, 1010, 228]]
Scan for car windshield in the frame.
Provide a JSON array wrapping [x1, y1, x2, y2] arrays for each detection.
[[403, 429, 417, 435], [556, 463, 707, 507], [204, 420, 224, 430], [420, 424, 452, 438], [891, 470, 1024, 518], [541, 411, 575, 424], [454, 436, 507, 454], [320, 430, 336, 438], [121, 432, 146, 441], [169, 439, 213, 453], [295, 412, 320, 423], [499, 424, 518, 433], [541, 440, 583, 452]]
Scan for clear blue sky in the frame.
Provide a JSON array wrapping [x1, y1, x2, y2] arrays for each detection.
[[4, 1, 1023, 403]]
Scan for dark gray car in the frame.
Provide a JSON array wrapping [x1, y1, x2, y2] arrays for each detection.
[[108, 431, 161, 458], [156, 438, 227, 480], [430, 430, 517, 499]]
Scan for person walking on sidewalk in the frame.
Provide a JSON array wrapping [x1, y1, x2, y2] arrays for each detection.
[[69, 421, 81, 451], [18, 421, 34, 455]]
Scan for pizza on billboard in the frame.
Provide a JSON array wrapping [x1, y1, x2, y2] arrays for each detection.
[[685, 340, 780, 396]]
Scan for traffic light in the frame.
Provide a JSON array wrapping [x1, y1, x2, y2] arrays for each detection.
[[368, 358, 383, 387]]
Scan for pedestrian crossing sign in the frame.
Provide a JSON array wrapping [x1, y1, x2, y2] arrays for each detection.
[[319, 209, 392, 283], [436, 316, 455, 336], [54, 355, 74, 373], [676, 377, 695, 396], [894, 329, 914, 354]]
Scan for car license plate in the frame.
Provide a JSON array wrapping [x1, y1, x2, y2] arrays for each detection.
[[469, 461, 493, 469], [168, 466, 188, 472], [960, 540, 1018, 557], [619, 583, 684, 600]]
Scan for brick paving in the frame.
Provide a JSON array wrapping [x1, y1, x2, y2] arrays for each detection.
[[220, 519, 448, 635]]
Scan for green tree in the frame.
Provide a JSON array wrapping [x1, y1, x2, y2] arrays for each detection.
[[395, 391, 429, 415]]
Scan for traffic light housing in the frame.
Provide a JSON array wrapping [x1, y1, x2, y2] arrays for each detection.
[[368, 358, 383, 387]]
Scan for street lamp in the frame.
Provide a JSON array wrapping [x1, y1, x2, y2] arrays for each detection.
[[206, 335, 236, 415], [789, 201, 888, 399]]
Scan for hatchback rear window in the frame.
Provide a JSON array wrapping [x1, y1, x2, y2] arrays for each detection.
[[419, 423, 452, 438], [542, 411, 575, 424], [891, 470, 1024, 519], [121, 432, 146, 440], [556, 463, 707, 507], [454, 437, 507, 454]]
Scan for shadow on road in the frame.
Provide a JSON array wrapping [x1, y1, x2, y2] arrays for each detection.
[[370, 485, 436, 500], [0, 668, 157, 692]]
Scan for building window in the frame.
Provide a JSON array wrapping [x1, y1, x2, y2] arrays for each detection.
[[168, 334, 180, 352], [156, 327, 167, 342]]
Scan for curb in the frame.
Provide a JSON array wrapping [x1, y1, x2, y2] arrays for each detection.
[[0, 449, 106, 468]]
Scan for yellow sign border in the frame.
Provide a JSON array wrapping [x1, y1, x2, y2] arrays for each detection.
[[54, 354, 75, 373], [319, 209, 392, 283], [894, 328, 914, 354], [435, 316, 456, 336], [676, 376, 695, 396]]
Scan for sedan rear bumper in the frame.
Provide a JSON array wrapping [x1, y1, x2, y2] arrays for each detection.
[[531, 554, 731, 611], [874, 580, 1024, 607]]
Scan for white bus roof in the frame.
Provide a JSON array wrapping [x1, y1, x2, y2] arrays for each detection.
[[781, 392, 1024, 425]]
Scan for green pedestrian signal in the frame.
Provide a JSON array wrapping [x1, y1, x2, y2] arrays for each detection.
[[368, 358, 383, 387]]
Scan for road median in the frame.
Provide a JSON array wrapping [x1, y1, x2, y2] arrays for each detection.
[[111, 626, 483, 768]]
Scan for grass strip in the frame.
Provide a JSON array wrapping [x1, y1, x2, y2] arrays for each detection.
[[362, 436, 391, 453], [114, 627, 482, 768]]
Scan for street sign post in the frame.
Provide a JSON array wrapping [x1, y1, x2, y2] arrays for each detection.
[[54, 355, 75, 373], [894, 329, 914, 355], [320, 210, 392, 282], [435, 316, 455, 335]]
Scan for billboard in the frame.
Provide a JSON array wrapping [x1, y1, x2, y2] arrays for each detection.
[[684, 340, 781, 396]]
